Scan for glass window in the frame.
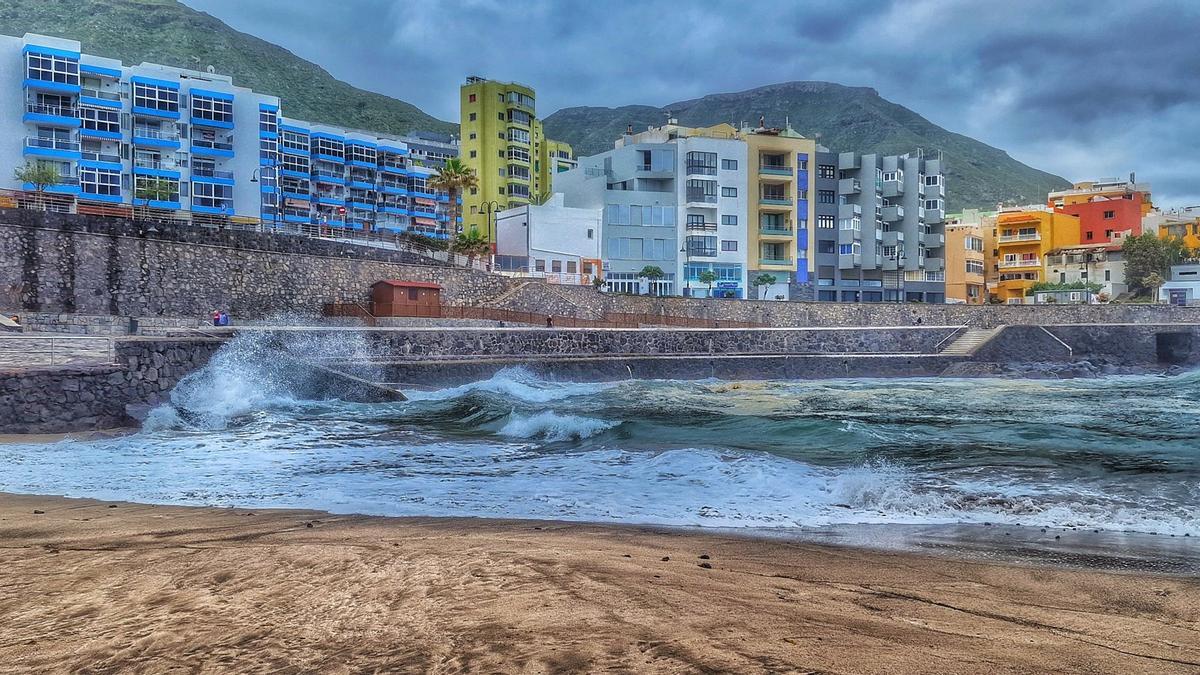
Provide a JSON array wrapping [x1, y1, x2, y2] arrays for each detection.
[[817, 164, 835, 179], [508, 128, 530, 144], [721, 240, 738, 252], [259, 109, 278, 134], [721, 215, 737, 226], [79, 106, 119, 134], [133, 82, 179, 112], [313, 137, 345, 159], [26, 52, 79, 85], [192, 181, 233, 209], [280, 130, 309, 153], [721, 159, 738, 170], [817, 215, 835, 229], [80, 167, 120, 196], [191, 95, 233, 123], [348, 144, 376, 165], [818, 190, 836, 204]]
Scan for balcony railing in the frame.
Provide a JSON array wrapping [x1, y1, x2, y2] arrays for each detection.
[[999, 258, 1040, 269], [313, 169, 345, 182], [80, 88, 121, 101], [685, 165, 717, 176], [759, 257, 793, 266], [759, 196, 792, 206], [134, 158, 178, 171], [759, 225, 794, 236], [81, 150, 121, 164], [685, 192, 718, 204], [133, 128, 179, 141], [26, 137, 80, 152], [192, 166, 235, 180], [685, 221, 718, 232], [999, 233, 1041, 243], [686, 247, 718, 258], [192, 138, 234, 152], [759, 163, 791, 175], [26, 102, 78, 118]]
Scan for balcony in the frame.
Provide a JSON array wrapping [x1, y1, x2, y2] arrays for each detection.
[[882, 256, 907, 271], [24, 136, 81, 157], [758, 256, 793, 267], [838, 203, 861, 220], [685, 221, 717, 232], [24, 102, 79, 126], [759, 195, 792, 209], [838, 177, 862, 194], [838, 253, 862, 270], [80, 87, 120, 103], [882, 180, 905, 198], [313, 169, 346, 184], [685, 191, 718, 207], [999, 232, 1041, 243], [684, 164, 717, 177], [922, 232, 945, 248], [192, 166, 235, 181], [924, 257, 945, 272], [686, 246, 718, 258], [999, 258, 1041, 269], [133, 127, 181, 148], [758, 163, 791, 181], [80, 150, 121, 165], [882, 205, 905, 221], [759, 224, 794, 237], [881, 230, 905, 246], [191, 138, 235, 157], [133, 157, 180, 173]]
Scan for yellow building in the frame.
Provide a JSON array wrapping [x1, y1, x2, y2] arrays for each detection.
[[991, 208, 1081, 303], [459, 77, 573, 240], [740, 124, 817, 284], [1048, 177, 1153, 216], [1147, 209, 1200, 251], [944, 221, 986, 303]]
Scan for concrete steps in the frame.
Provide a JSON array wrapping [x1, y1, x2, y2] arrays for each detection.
[[940, 327, 1003, 355]]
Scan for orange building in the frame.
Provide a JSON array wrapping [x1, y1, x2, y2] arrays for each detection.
[[944, 220, 986, 303], [1047, 177, 1151, 245], [991, 208, 1081, 303]]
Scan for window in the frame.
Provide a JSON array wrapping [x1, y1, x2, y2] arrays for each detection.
[[469, 112, 477, 121], [80, 167, 120, 196], [721, 159, 738, 170], [817, 164, 835, 179], [721, 240, 738, 252], [508, 164, 530, 180], [686, 151, 717, 175], [882, 170, 902, 182], [468, 133, 476, 140], [26, 52, 79, 86], [133, 82, 179, 113], [1086, 231, 1094, 240], [966, 260, 985, 275], [191, 95, 233, 124], [966, 236, 984, 252], [508, 128, 530, 144], [839, 243, 854, 255], [280, 130, 309, 153], [468, 93, 476, 103], [608, 237, 644, 259], [686, 236, 717, 257], [192, 181, 233, 209], [567, 261, 577, 273], [817, 215, 835, 229], [508, 109, 531, 125], [134, 175, 179, 202], [721, 186, 737, 197], [313, 137, 345, 159], [925, 174, 942, 186], [280, 153, 309, 174], [508, 182, 530, 198], [1104, 210, 1115, 219], [1105, 270, 1112, 282], [79, 106, 119, 134], [551, 260, 562, 273], [259, 109, 277, 135], [259, 138, 277, 162], [797, 157, 809, 170], [469, 150, 477, 158], [347, 144, 376, 165], [721, 215, 737, 226], [535, 259, 546, 272], [818, 240, 836, 253], [818, 190, 836, 204]]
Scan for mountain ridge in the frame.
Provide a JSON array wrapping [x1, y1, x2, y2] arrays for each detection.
[[544, 81, 1071, 211]]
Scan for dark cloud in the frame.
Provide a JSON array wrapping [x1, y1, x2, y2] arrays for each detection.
[[184, 0, 1200, 206]]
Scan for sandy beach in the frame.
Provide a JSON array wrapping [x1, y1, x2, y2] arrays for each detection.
[[0, 493, 1196, 674]]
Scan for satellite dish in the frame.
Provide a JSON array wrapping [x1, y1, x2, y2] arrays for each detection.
[[206, 65, 215, 74]]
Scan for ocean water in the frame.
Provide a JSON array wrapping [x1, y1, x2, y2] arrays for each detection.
[[3, 335, 1200, 541]]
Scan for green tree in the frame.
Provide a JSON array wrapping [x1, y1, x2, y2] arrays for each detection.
[[752, 273, 778, 300], [638, 265, 666, 296], [449, 228, 490, 266], [697, 270, 719, 297], [133, 177, 178, 222], [428, 158, 478, 239], [13, 162, 62, 210], [1143, 272, 1165, 303], [1123, 233, 1189, 297]]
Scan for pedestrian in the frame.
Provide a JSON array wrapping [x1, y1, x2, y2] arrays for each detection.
[[211, 310, 221, 327], [546, 315, 554, 328], [218, 311, 230, 327]]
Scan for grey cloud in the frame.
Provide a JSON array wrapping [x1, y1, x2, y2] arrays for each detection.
[[184, 0, 1200, 205]]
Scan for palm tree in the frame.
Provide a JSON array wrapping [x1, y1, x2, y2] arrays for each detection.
[[428, 158, 478, 238], [13, 162, 63, 211], [638, 265, 666, 296], [449, 228, 490, 267]]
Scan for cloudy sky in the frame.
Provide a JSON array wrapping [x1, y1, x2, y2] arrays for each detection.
[[183, 0, 1200, 207]]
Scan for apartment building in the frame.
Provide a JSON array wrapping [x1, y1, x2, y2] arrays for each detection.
[[554, 121, 748, 297], [741, 123, 817, 300], [990, 207, 1081, 303], [458, 77, 574, 239], [1049, 176, 1150, 244], [0, 33, 453, 237], [809, 150, 946, 302], [1043, 242, 1128, 299], [1146, 206, 1200, 251], [944, 222, 986, 303]]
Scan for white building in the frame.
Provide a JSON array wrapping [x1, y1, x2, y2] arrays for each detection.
[[494, 193, 602, 284], [1043, 242, 1128, 300], [1160, 263, 1200, 306], [1, 32, 454, 237]]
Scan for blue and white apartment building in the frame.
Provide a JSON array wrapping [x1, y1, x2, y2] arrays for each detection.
[[0, 33, 454, 237]]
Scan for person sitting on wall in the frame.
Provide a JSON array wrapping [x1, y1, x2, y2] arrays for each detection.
[[211, 310, 221, 327], [218, 311, 230, 327], [546, 315, 554, 328]]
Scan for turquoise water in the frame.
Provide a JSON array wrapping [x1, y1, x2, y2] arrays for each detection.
[[3, 336, 1198, 540]]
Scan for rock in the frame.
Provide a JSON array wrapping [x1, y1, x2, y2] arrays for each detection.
[[622, 554, 631, 558], [698, 562, 712, 569], [661, 556, 670, 561], [107, 504, 117, 509], [698, 554, 710, 560], [305, 522, 313, 528], [32, 510, 44, 514]]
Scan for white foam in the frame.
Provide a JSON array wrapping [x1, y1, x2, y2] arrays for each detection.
[[403, 366, 616, 404], [499, 412, 616, 441]]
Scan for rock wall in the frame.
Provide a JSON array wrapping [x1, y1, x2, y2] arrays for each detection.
[[0, 209, 512, 319], [0, 338, 223, 433]]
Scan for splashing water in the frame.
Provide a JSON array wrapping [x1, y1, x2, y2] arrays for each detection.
[[3, 351, 1200, 539]]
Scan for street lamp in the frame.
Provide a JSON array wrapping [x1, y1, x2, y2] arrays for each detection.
[[250, 166, 280, 232], [480, 199, 504, 243], [680, 242, 692, 297]]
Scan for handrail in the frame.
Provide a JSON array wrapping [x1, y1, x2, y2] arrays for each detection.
[[932, 324, 969, 352], [1039, 326, 1074, 357]]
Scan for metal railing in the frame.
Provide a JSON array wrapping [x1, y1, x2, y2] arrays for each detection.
[[685, 221, 718, 232], [999, 233, 1041, 242], [999, 258, 1040, 269], [324, 303, 766, 329], [685, 192, 718, 204], [192, 167, 235, 180], [81, 150, 121, 164], [26, 102, 78, 117], [26, 136, 80, 152], [192, 139, 234, 152], [1039, 326, 1074, 357], [81, 88, 121, 101], [133, 127, 179, 141], [133, 157, 178, 171]]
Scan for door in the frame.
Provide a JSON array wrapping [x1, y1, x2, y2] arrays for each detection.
[[1169, 289, 1186, 306]]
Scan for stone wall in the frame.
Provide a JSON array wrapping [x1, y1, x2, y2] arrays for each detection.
[[0, 338, 223, 433], [280, 326, 960, 360], [0, 210, 513, 319]]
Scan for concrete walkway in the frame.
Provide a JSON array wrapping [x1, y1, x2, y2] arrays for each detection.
[[0, 334, 116, 369]]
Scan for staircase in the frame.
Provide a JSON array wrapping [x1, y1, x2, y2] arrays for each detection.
[[939, 327, 1003, 356]]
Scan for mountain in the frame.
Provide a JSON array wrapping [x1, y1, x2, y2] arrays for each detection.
[[0, 0, 455, 137], [543, 82, 1071, 212]]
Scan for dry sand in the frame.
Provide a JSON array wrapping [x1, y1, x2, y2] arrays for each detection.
[[1, 493, 1197, 674]]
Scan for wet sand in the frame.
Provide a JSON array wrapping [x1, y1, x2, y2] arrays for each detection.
[[1, 493, 1197, 674]]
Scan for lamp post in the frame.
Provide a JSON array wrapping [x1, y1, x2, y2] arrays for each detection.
[[480, 199, 503, 242], [250, 166, 280, 232], [680, 242, 692, 297]]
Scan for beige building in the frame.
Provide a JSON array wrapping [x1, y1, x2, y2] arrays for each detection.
[[944, 221, 986, 303]]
